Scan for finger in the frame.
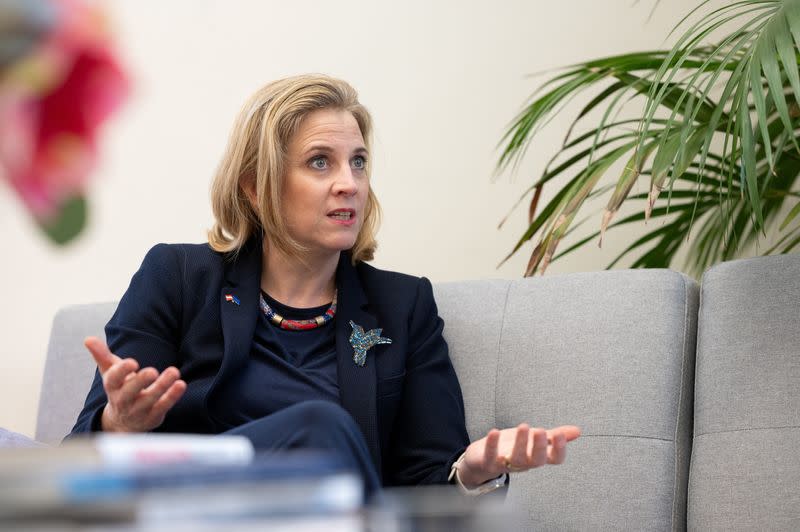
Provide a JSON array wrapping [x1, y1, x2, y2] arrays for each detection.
[[102, 357, 140, 392], [483, 429, 501, 470], [147, 380, 186, 424], [555, 425, 582, 442], [116, 367, 159, 410], [548, 432, 567, 465], [545, 425, 582, 445], [531, 428, 548, 467], [135, 367, 181, 411], [85, 337, 120, 374], [508, 424, 530, 468]]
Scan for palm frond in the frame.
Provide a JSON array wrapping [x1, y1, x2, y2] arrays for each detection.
[[497, 0, 800, 276]]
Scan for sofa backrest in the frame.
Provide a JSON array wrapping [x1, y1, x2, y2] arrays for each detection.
[[36, 302, 117, 444], [435, 270, 698, 530], [37, 269, 699, 530], [689, 254, 800, 531]]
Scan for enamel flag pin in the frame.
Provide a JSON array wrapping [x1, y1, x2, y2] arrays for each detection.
[[225, 294, 240, 306], [348, 320, 392, 367]]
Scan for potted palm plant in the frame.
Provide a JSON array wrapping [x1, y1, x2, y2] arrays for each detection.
[[498, 0, 800, 277]]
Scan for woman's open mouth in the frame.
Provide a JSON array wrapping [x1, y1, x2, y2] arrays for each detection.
[[327, 208, 356, 225]]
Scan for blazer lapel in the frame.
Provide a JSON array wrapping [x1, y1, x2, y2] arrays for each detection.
[[206, 238, 262, 426], [335, 252, 382, 473]]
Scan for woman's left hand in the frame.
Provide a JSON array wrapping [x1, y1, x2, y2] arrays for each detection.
[[456, 424, 582, 489]]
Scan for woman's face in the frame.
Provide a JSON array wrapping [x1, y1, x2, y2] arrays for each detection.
[[281, 108, 369, 258]]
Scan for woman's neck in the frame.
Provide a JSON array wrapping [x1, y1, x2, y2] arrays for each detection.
[[260, 240, 339, 308]]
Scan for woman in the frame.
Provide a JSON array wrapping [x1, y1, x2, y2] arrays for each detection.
[[70, 74, 580, 497]]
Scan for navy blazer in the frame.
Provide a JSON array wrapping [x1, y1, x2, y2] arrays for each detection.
[[70, 239, 471, 486]]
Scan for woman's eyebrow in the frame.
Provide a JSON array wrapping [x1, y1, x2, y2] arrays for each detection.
[[303, 144, 369, 155], [304, 144, 334, 154]]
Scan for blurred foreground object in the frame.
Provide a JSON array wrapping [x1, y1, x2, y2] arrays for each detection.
[[0, 0, 129, 244]]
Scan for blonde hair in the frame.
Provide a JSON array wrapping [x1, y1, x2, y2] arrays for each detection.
[[208, 74, 380, 263]]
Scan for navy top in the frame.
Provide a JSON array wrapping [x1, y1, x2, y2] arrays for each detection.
[[213, 292, 340, 427]]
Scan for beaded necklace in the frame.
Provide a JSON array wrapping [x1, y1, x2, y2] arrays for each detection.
[[259, 290, 337, 331]]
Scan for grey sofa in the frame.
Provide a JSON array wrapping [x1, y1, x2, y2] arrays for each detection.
[[33, 254, 800, 530]]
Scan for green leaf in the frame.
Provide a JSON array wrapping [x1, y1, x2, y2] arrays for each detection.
[[616, 71, 718, 126], [737, 74, 765, 230], [564, 144, 635, 215], [784, 232, 800, 252], [37, 195, 88, 245], [784, 0, 800, 59], [773, 10, 800, 138], [607, 140, 658, 212], [498, 70, 605, 171], [498, 173, 582, 266], [555, 201, 716, 263], [523, 143, 634, 274], [765, 222, 800, 253], [757, 15, 794, 162], [563, 81, 627, 144], [651, 131, 684, 185], [779, 199, 800, 230], [694, 38, 754, 196], [749, 39, 774, 167]]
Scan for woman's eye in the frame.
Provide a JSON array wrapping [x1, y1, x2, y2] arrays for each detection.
[[310, 156, 327, 169], [352, 156, 367, 169]]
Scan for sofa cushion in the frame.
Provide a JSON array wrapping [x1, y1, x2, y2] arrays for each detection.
[[436, 269, 698, 530], [689, 254, 800, 531], [0, 427, 46, 448]]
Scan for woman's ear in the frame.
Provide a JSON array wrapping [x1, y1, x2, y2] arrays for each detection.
[[241, 172, 258, 210]]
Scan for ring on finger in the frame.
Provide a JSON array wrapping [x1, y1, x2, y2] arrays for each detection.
[[502, 456, 525, 473]]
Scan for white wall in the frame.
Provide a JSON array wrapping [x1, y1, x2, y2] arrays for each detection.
[[0, 0, 720, 437]]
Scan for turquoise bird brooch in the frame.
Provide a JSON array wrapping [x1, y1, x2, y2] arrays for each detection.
[[348, 320, 392, 367]]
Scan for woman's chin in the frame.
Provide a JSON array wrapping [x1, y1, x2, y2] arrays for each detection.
[[328, 234, 359, 252], [307, 239, 358, 257]]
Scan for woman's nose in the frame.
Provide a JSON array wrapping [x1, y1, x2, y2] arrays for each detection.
[[333, 168, 358, 195]]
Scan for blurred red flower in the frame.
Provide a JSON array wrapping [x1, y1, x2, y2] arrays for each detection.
[[0, 0, 129, 242]]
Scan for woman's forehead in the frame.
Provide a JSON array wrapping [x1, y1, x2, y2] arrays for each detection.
[[291, 109, 365, 152]]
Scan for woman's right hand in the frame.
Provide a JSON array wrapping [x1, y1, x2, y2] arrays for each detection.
[[84, 336, 187, 432]]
